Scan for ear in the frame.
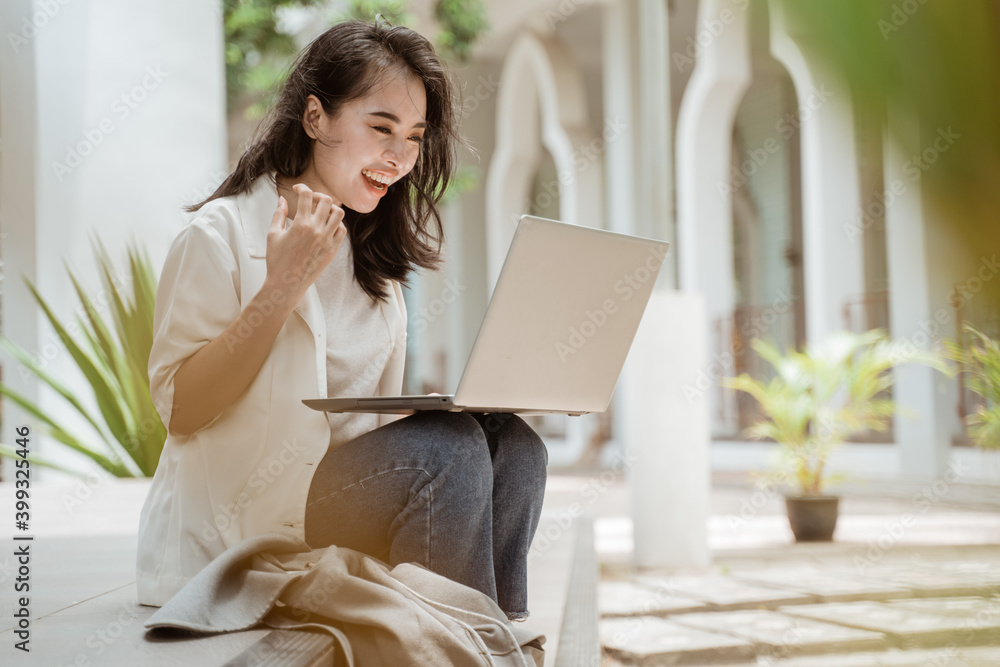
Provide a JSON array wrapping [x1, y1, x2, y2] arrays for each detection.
[[301, 94, 323, 140]]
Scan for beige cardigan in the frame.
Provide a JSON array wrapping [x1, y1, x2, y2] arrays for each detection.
[[144, 532, 545, 666]]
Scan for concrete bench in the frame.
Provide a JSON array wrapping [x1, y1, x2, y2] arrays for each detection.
[[0, 477, 585, 665]]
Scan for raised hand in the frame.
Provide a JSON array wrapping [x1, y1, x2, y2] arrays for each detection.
[[266, 183, 348, 299]]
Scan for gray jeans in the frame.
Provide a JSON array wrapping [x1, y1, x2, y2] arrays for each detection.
[[303, 410, 548, 619]]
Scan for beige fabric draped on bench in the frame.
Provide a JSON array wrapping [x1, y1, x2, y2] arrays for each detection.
[[142, 532, 545, 666]]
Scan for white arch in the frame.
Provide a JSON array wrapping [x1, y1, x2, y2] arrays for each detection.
[[485, 30, 594, 292], [675, 0, 753, 322], [769, 1, 864, 345]]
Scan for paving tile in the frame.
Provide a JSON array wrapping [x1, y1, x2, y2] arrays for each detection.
[[858, 566, 996, 598], [732, 567, 914, 603], [601, 615, 755, 665], [634, 575, 816, 611], [672, 609, 886, 657], [681, 645, 1000, 666], [598, 581, 711, 618], [782, 600, 1000, 649], [886, 595, 1000, 620], [910, 559, 1000, 593]]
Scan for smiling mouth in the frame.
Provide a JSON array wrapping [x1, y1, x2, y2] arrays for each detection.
[[362, 169, 391, 191]]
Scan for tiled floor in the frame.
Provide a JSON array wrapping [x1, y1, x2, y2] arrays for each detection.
[[2, 469, 999, 666]]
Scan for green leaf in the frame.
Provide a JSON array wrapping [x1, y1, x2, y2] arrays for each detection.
[[0, 384, 130, 476], [0, 445, 88, 477], [4, 237, 165, 477], [0, 336, 109, 439]]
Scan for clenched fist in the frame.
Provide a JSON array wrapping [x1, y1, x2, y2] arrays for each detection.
[[266, 183, 347, 298]]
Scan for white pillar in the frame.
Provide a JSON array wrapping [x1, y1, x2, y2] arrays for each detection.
[[602, 0, 637, 238], [636, 0, 674, 277], [618, 0, 709, 569], [676, 0, 751, 319], [884, 115, 951, 479], [0, 0, 42, 484], [1, 0, 226, 478], [675, 0, 751, 440], [625, 292, 711, 569], [769, 2, 864, 345]]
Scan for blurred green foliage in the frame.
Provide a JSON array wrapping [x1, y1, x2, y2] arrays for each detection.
[[945, 324, 1000, 448], [226, 0, 489, 120], [434, 0, 489, 63], [343, 0, 413, 24], [774, 0, 1000, 295], [224, 0, 327, 118]]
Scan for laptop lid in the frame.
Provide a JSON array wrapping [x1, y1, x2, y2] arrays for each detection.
[[452, 215, 670, 414]]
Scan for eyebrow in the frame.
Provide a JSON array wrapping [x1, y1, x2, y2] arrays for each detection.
[[368, 111, 426, 129]]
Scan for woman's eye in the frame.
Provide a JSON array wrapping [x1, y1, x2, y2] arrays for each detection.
[[409, 135, 424, 144], [373, 126, 391, 135]]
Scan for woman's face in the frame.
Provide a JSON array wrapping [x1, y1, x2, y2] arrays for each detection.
[[303, 71, 427, 214]]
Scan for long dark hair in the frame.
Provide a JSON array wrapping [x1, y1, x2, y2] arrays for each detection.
[[188, 20, 463, 303]]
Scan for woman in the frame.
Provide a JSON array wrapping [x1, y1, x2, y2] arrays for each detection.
[[136, 20, 548, 623]]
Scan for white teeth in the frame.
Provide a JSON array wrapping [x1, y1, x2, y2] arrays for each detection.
[[362, 169, 391, 185]]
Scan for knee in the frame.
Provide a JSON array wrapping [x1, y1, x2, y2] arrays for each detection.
[[494, 415, 548, 486], [417, 411, 489, 451], [416, 411, 492, 485]]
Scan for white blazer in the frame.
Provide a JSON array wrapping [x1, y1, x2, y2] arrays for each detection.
[[136, 173, 407, 607]]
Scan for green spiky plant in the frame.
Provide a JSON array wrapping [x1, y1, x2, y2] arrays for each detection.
[[724, 329, 950, 496], [0, 239, 164, 477], [945, 324, 1000, 449]]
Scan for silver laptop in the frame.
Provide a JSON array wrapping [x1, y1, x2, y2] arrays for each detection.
[[302, 214, 670, 416]]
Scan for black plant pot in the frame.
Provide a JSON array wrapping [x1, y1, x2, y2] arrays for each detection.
[[784, 495, 839, 542]]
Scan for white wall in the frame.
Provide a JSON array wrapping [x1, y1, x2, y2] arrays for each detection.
[[1, 0, 226, 479]]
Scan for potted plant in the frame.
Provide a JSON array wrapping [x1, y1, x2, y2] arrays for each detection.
[[724, 329, 948, 542], [945, 324, 1000, 449]]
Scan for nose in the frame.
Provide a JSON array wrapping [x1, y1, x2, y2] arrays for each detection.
[[383, 133, 411, 170]]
